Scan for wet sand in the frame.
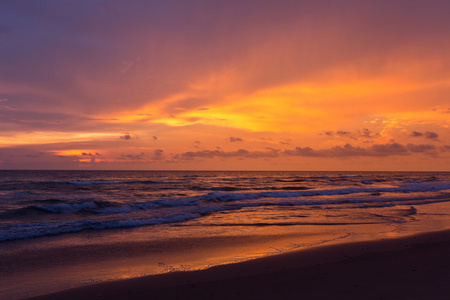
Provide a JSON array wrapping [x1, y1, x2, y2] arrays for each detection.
[[28, 229, 450, 300]]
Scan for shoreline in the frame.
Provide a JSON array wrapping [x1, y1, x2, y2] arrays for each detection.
[[27, 228, 450, 300]]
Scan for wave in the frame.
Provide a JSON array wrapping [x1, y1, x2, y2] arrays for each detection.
[[0, 206, 48, 219], [0, 213, 202, 242], [2, 180, 449, 242], [274, 179, 307, 182], [197, 182, 450, 202], [1, 199, 430, 242], [60, 180, 162, 185], [20, 182, 450, 216], [36, 200, 100, 213], [0, 200, 116, 218]]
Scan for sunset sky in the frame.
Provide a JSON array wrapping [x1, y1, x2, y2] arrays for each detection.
[[1, 0, 449, 170]]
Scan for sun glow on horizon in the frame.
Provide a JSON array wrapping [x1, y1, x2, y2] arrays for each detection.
[[99, 71, 450, 135]]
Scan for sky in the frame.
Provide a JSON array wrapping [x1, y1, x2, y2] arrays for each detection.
[[0, 0, 449, 171]]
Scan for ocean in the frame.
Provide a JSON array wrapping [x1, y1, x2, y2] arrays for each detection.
[[1, 170, 450, 298]]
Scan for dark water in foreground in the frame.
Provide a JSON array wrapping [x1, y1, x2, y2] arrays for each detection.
[[1, 171, 450, 299]]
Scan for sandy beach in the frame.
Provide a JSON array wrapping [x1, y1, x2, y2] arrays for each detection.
[[27, 229, 450, 300]]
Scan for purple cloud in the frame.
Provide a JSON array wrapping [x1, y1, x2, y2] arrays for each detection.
[[424, 131, 439, 140], [410, 131, 439, 141], [406, 144, 436, 153], [120, 134, 132, 140], [118, 152, 147, 161], [229, 137, 243, 142], [284, 143, 420, 157], [152, 149, 164, 160], [410, 131, 424, 137], [175, 148, 279, 160]]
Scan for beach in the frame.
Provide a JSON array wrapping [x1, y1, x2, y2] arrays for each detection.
[[28, 229, 450, 300]]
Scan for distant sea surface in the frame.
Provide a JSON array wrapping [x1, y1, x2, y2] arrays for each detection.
[[1, 170, 450, 242]]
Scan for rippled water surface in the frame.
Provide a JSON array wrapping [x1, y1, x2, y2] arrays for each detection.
[[1, 170, 450, 241]]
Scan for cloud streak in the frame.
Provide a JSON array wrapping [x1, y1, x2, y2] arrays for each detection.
[[173, 143, 445, 161], [174, 148, 279, 160], [284, 143, 442, 158]]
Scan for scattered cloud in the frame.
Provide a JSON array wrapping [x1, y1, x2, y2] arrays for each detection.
[[120, 134, 132, 140], [118, 149, 164, 161], [152, 149, 164, 160], [410, 131, 424, 137], [229, 136, 243, 142], [171, 141, 446, 162], [336, 130, 352, 137], [323, 129, 380, 140], [425, 131, 439, 140], [174, 148, 279, 160], [406, 144, 436, 153], [118, 152, 147, 160], [284, 143, 439, 158], [410, 131, 440, 141], [359, 128, 380, 139]]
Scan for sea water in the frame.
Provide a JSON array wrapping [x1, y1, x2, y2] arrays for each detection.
[[1, 170, 450, 298]]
